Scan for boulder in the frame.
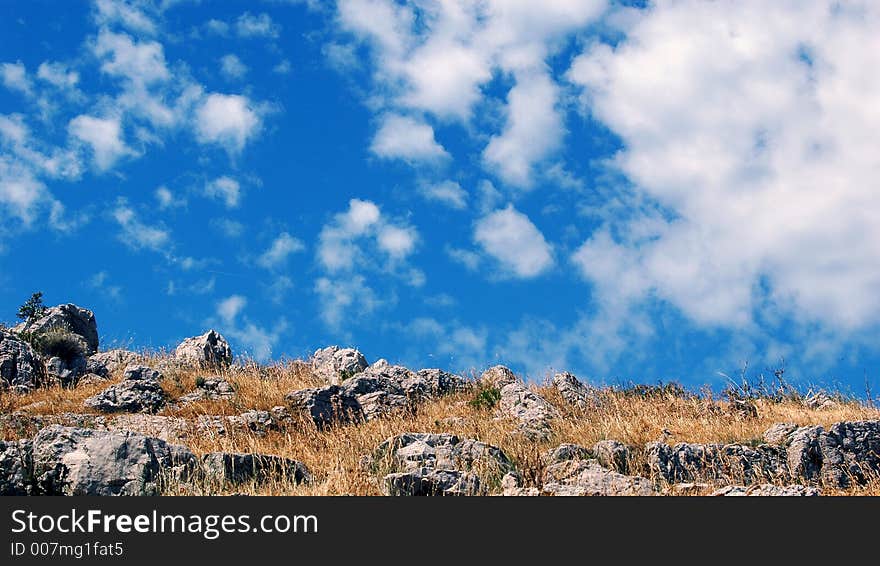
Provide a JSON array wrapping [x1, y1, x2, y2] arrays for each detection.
[[45, 355, 87, 387], [98, 414, 192, 442], [480, 365, 517, 389], [543, 443, 592, 465], [31, 425, 195, 495], [340, 375, 410, 421], [310, 346, 368, 385], [542, 459, 656, 496], [174, 330, 232, 368], [803, 392, 839, 410], [372, 433, 516, 496], [783, 421, 880, 488], [0, 330, 47, 391], [0, 439, 34, 495], [179, 378, 236, 404], [87, 350, 141, 377], [357, 363, 469, 400], [646, 441, 788, 485], [763, 422, 799, 445], [200, 453, 311, 486], [196, 410, 281, 437], [13, 304, 99, 355], [552, 372, 597, 408], [285, 385, 363, 429], [83, 368, 167, 413], [286, 374, 416, 428], [711, 484, 821, 496], [498, 381, 559, 440], [593, 440, 631, 474]]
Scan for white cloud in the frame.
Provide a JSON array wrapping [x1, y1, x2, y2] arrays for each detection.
[[94, 0, 158, 35], [217, 294, 247, 324], [0, 61, 32, 95], [404, 317, 488, 369], [68, 114, 133, 171], [421, 180, 467, 209], [194, 93, 262, 152], [257, 232, 305, 269], [566, 0, 880, 333], [369, 113, 448, 163], [236, 12, 280, 39], [314, 275, 381, 329], [204, 176, 241, 208], [212, 217, 244, 238], [273, 59, 292, 75], [220, 54, 248, 80], [94, 29, 169, 86], [36, 61, 79, 90], [111, 199, 170, 251], [0, 155, 50, 224], [445, 246, 481, 271], [483, 69, 564, 188], [155, 185, 185, 209], [474, 205, 554, 278], [205, 19, 229, 36], [317, 198, 417, 272]]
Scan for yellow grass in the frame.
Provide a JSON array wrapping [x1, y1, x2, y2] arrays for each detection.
[[2, 355, 878, 495]]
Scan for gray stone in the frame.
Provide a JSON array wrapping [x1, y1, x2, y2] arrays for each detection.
[[174, 330, 232, 368], [201, 453, 311, 486], [122, 364, 163, 381], [45, 355, 87, 387], [340, 375, 411, 421], [552, 372, 597, 408], [593, 440, 631, 474], [711, 484, 821, 496], [803, 392, 839, 410], [647, 441, 788, 484], [179, 378, 236, 404], [763, 422, 799, 445], [83, 372, 167, 413], [99, 414, 192, 442], [75, 373, 110, 387], [31, 425, 195, 495], [480, 365, 517, 388], [310, 346, 368, 385], [13, 304, 99, 355], [0, 439, 33, 495], [498, 381, 559, 440], [0, 330, 46, 390], [87, 350, 141, 377], [542, 459, 656, 496], [543, 443, 592, 465], [373, 433, 515, 496], [285, 385, 362, 429]]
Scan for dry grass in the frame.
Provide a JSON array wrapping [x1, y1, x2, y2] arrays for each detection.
[[2, 356, 879, 496]]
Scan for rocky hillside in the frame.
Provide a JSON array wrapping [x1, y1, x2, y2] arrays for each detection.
[[2, 303, 879, 496]]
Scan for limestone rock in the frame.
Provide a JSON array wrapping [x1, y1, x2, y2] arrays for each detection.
[[179, 378, 236, 404], [200, 453, 311, 486], [285, 385, 362, 429], [646, 441, 788, 485], [310, 346, 368, 385], [542, 459, 656, 496], [552, 372, 597, 408], [86, 350, 141, 377], [174, 330, 232, 368], [31, 425, 195, 495], [498, 381, 559, 440], [373, 433, 515, 496], [13, 304, 99, 355], [543, 443, 592, 465], [0, 439, 34, 495], [763, 423, 799, 445], [480, 365, 517, 389], [593, 440, 631, 474], [83, 369, 167, 413], [0, 330, 47, 391], [711, 484, 821, 496], [45, 355, 87, 387]]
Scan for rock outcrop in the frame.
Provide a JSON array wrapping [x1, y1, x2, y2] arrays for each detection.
[[86, 350, 142, 377], [0, 330, 46, 391], [174, 330, 232, 368], [711, 484, 821, 496], [179, 378, 236, 404], [83, 365, 167, 413], [542, 459, 656, 496], [13, 304, 99, 355], [310, 346, 368, 385], [200, 453, 311, 486], [0, 439, 34, 495], [31, 425, 194, 495], [371, 433, 516, 496], [552, 372, 597, 408]]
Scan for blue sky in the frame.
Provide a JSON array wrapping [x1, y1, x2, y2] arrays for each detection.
[[2, 0, 880, 394]]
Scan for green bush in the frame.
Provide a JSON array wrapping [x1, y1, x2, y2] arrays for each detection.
[[30, 328, 88, 362], [17, 291, 47, 322], [468, 385, 501, 410]]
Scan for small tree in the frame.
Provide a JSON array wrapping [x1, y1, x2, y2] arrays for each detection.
[[17, 291, 47, 322]]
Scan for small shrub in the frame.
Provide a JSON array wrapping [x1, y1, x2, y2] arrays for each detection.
[[469, 385, 501, 410], [195, 376, 207, 387], [31, 328, 88, 362]]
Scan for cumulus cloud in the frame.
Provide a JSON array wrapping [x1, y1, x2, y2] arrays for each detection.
[[68, 114, 133, 171], [314, 275, 381, 329], [155, 185, 185, 209], [94, 29, 169, 86], [567, 0, 880, 333], [204, 176, 241, 208], [0, 156, 51, 224], [215, 294, 287, 361], [93, 0, 158, 35], [236, 12, 280, 38], [257, 232, 305, 269], [220, 54, 248, 80], [111, 199, 170, 251], [194, 93, 262, 152], [420, 180, 467, 209], [474, 205, 554, 278], [369, 113, 448, 163], [0, 61, 32, 95], [36, 62, 79, 90]]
